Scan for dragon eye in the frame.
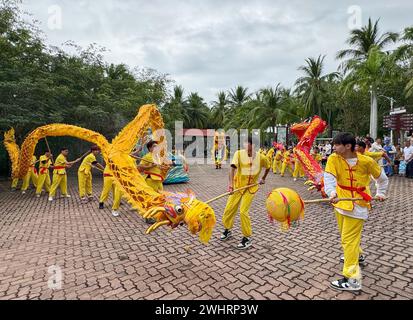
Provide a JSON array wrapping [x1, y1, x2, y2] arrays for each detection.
[[175, 206, 183, 215]]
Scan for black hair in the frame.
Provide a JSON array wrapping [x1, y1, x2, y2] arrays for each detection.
[[356, 140, 366, 149], [332, 133, 356, 152], [90, 145, 100, 152], [147, 140, 157, 150], [60, 147, 68, 152]]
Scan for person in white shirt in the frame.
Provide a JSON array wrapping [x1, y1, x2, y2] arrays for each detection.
[[404, 140, 413, 178]]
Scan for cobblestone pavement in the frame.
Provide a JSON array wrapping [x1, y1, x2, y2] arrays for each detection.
[[0, 164, 412, 300]]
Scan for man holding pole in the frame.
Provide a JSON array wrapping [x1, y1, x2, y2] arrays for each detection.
[[324, 133, 388, 291], [220, 136, 271, 250], [78, 145, 105, 203], [35, 151, 53, 197]]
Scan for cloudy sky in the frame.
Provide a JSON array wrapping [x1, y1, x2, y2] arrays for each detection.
[[21, 0, 413, 103]]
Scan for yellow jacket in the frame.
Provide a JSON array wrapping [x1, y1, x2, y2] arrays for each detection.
[[275, 151, 283, 162], [53, 154, 67, 175], [231, 150, 270, 194], [362, 151, 383, 163], [140, 152, 163, 181], [325, 153, 381, 211], [39, 155, 52, 174], [78, 153, 97, 175]]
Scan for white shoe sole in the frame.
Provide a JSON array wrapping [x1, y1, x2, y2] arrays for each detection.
[[220, 234, 232, 241], [330, 283, 361, 292]]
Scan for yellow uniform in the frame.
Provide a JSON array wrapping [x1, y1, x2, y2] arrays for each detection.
[[36, 155, 52, 195], [49, 154, 69, 197], [99, 165, 123, 210], [273, 150, 283, 174], [293, 151, 305, 179], [140, 152, 163, 192], [280, 150, 293, 176], [325, 153, 382, 280], [78, 153, 97, 198], [222, 150, 270, 237], [11, 178, 19, 189], [313, 153, 323, 164], [362, 151, 383, 163], [21, 155, 38, 191]]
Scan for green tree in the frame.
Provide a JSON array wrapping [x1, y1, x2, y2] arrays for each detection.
[[211, 91, 229, 129]]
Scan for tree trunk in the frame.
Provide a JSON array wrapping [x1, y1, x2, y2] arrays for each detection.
[[370, 88, 378, 139]]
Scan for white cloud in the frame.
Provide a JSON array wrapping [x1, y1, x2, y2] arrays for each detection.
[[21, 0, 413, 102]]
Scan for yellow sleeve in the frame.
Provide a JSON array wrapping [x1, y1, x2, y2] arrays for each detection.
[[365, 151, 383, 162], [368, 157, 382, 179], [231, 151, 240, 168], [325, 154, 338, 177], [139, 153, 152, 165], [260, 154, 271, 169]]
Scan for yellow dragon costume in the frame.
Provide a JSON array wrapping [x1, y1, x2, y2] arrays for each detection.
[[3, 104, 216, 244]]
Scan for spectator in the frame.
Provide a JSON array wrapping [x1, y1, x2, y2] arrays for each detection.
[[324, 141, 332, 157], [370, 138, 384, 152], [383, 138, 396, 176], [393, 144, 403, 175], [404, 140, 413, 178]]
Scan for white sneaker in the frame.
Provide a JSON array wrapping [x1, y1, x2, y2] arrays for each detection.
[[64, 194, 71, 198], [48, 197, 53, 201], [330, 278, 362, 291], [22, 191, 26, 194], [293, 178, 297, 182], [36, 194, 40, 198], [112, 211, 120, 217]]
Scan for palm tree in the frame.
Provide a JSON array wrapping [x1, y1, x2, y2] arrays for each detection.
[[228, 86, 252, 110], [343, 46, 397, 139], [211, 91, 229, 129], [396, 27, 413, 97], [183, 92, 210, 129], [295, 55, 338, 117], [336, 18, 398, 71]]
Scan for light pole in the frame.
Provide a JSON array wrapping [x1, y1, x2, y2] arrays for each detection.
[[379, 95, 396, 144]]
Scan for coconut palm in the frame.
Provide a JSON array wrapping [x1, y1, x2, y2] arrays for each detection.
[[228, 86, 252, 110], [183, 92, 210, 129], [337, 18, 399, 71], [295, 55, 338, 117], [211, 91, 229, 129]]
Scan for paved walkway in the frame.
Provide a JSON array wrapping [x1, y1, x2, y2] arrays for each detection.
[[0, 164, 412, 300]]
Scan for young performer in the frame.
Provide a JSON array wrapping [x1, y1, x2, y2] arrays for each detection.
[[324, 133, 388, 291], [292, 148, 305, 181], [139, 141, 164, 193], [78, 146, 105, 203], [35, 151, 53, 197], [220, 136, 270, 250], [273, 148, 283, 174], [99, 165, 123, 217], [48, 148, 78, 201], [21, 155, 38, 194], [11, 178, 19, 191], [356, 141, 392, 164], [280, 147, 293, 177]]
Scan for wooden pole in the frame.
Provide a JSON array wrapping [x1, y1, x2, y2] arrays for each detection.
[[303, 197, 382, 204], [205, 183, 260, 205]]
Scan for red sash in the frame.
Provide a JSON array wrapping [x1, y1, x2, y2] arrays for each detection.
[[337, 184, 372, 202], [144, 171, 164, 182], [104, 173, 112, 177], [40, 167, 49, 175]]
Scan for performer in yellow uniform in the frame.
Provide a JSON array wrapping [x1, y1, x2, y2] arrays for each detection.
[[21, 155, 38, 194], [324, 133, 388, 291], [280, 147, 293, 177], [273, 148, 283, 174], [220, 136, 271, 250], [98, 165, 123, 217], [48, 148, 78, 201], [35, 151, 53, 197], [292, 148, 305, 181], [78, 146, 105, 203], [355, 141, 391, 164], [312, 147, 323, 165], [139, 141, 164, 193]]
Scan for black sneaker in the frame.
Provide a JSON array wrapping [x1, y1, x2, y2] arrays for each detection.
[[99, 202, 104, 210], [237, 237, 252, 250], [330, 277, 361, 291], [220, 229, 232, 241], [145, 218, 156, 224], [340, 255, 366, 265]]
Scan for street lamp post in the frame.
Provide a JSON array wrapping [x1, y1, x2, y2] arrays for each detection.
[[379, 95, 396, 144]]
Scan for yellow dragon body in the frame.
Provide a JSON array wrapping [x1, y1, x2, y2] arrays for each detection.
[[3, 104, 216, 243]]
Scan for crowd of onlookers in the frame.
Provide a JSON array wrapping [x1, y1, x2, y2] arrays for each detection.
[[315, 134, 413, 178]]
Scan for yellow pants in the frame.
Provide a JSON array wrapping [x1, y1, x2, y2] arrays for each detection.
[[280, 161, 293, 176], [36, 172, 51, 195], [293, 162, 305, 178], [49, 173, 68, 197], [222, 191, 255, 237], [11, 178, 19, 189], [145, 178, 163, 193], [78, 171, 93, 198], [273, 160, 282, 174], [21, 169, 38, 191], [335, 211, 364, 280], [99, 177, 123, 210]]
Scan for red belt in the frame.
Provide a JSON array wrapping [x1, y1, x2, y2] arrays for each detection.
[[338, 184, 372, 201], [53, 166, 66, 170], [40, 167, 49, 174], [104, 173, 112, 177], [144, 171, 164, 182]]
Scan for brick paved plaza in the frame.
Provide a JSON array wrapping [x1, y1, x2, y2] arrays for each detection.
[[0, 164, 412, 300]]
